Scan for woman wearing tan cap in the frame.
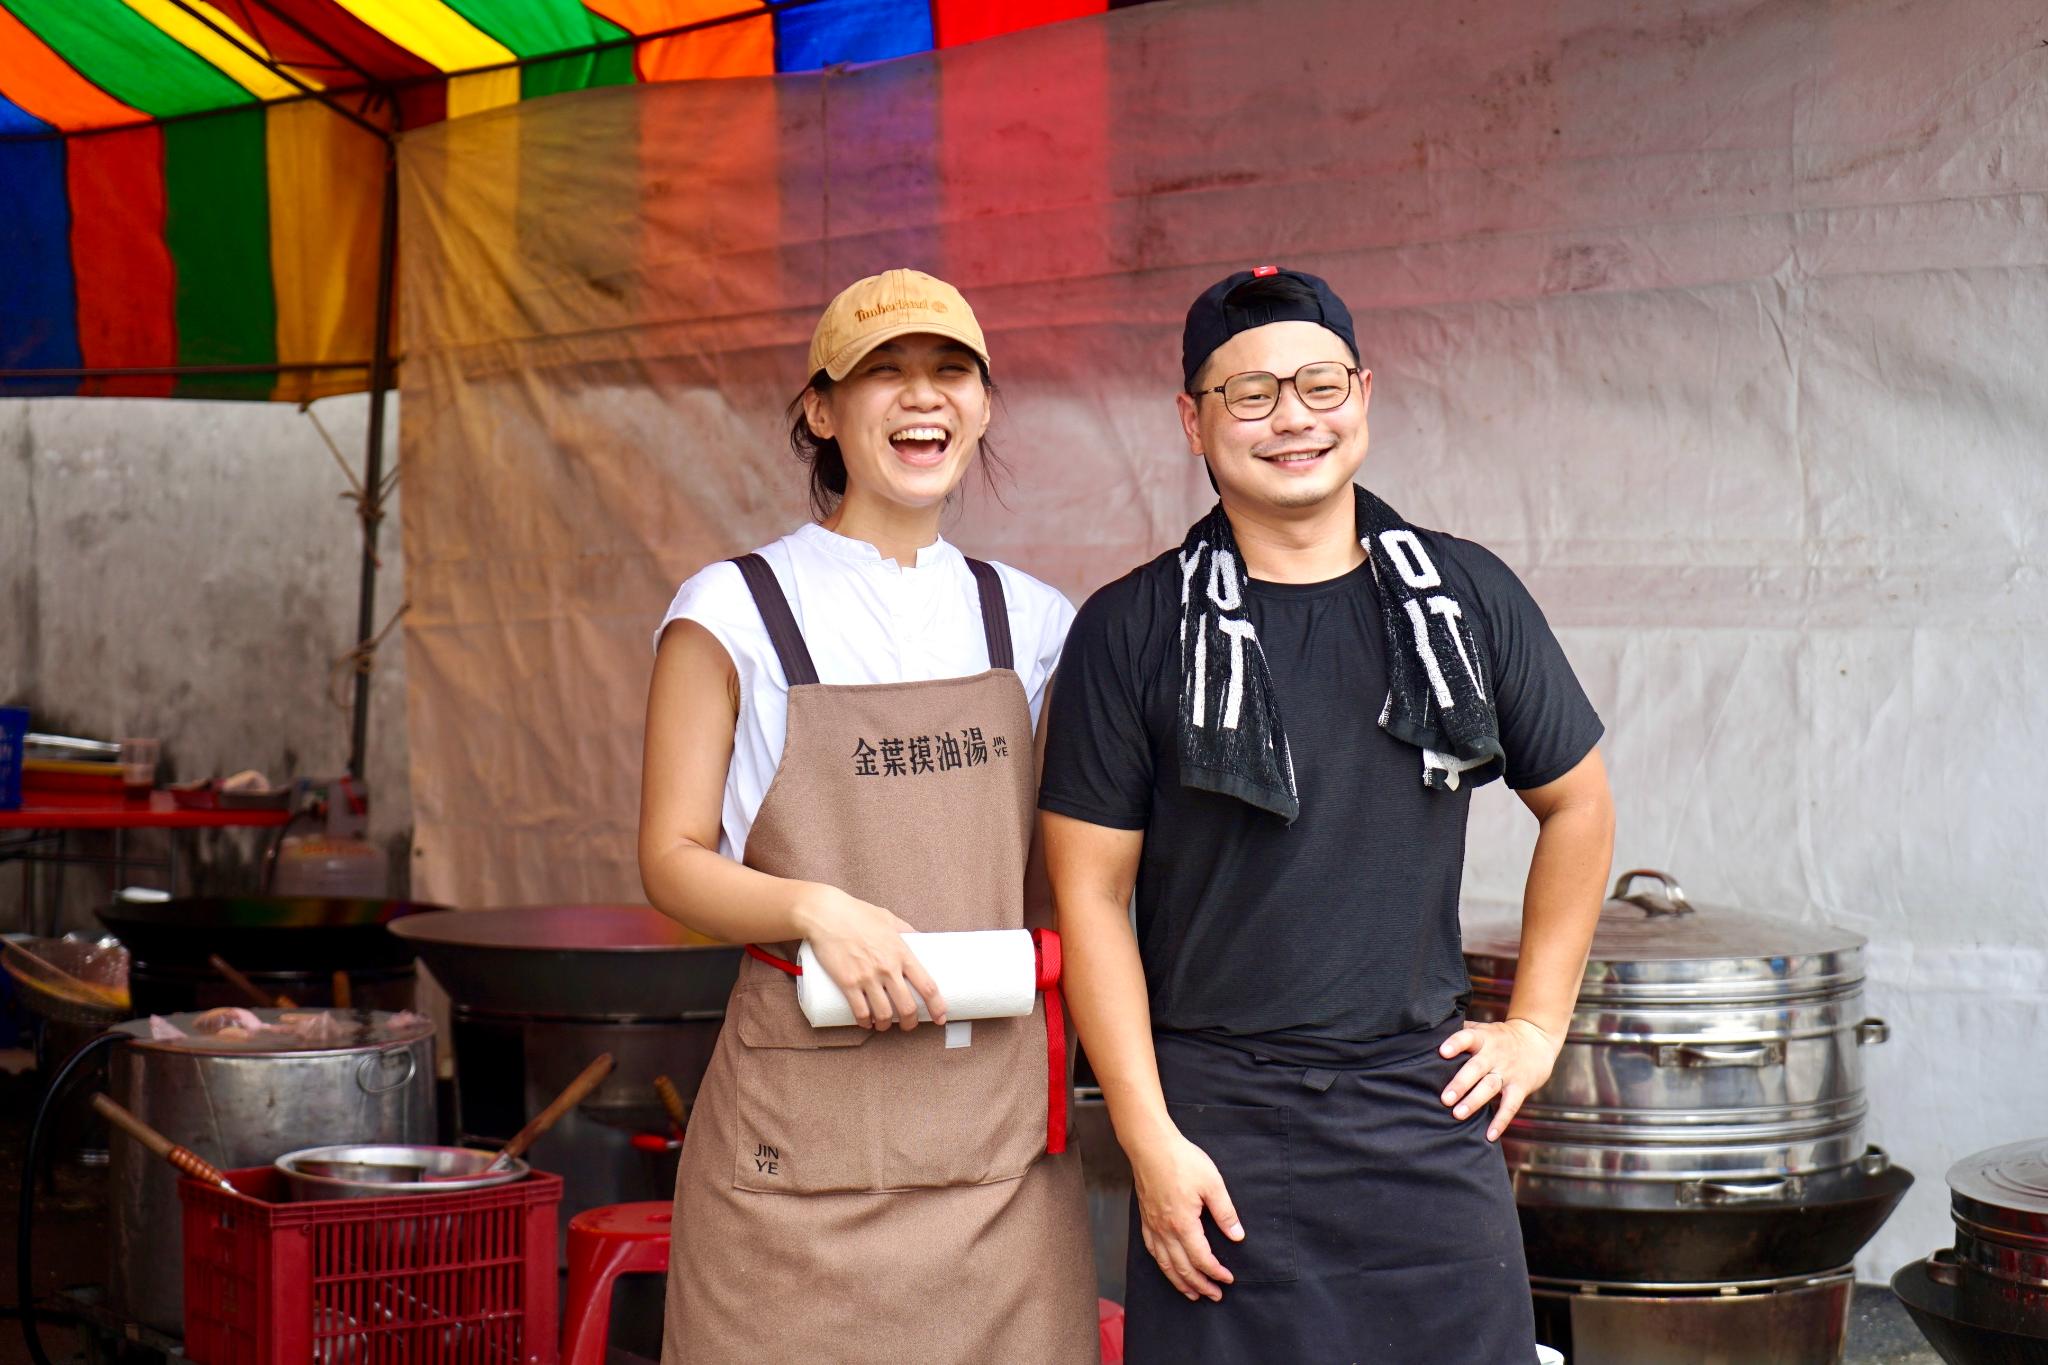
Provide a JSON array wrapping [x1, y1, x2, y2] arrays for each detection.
[[641, 269, 1099, 1362]]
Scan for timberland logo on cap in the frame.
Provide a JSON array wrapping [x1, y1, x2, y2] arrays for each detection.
[[1252, 265, 1280, 277], [853, 297, 948, 323]]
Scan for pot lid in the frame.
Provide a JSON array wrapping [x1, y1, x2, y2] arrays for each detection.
[[113, 1006, 432, 1055], [1463, 870, 1867, 1001], [1948, 1137, 2048, 1220]]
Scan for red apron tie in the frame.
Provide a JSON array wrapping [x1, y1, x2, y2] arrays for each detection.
[[743, 933, 1068, 1154], [1033, 928, 1068, 1155], [745, 943, 802, 975]]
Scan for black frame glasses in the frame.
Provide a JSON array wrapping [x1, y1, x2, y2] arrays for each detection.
[[1192, 362, 1361, 420]]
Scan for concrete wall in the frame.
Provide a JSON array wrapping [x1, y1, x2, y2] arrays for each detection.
[[0, 394, 410, 934]]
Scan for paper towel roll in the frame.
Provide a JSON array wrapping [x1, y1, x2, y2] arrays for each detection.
[[796, 929, 1036, 1028]]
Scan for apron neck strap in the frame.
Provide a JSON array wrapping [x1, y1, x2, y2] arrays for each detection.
[[965, 558, 1014, 672], [731, 554, 821, 686], [729, 552, 1014, 682]]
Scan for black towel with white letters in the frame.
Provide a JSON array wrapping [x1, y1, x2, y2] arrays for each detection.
[[1174, 486, 1504, 822]]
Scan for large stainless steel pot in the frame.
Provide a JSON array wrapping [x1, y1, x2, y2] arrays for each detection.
[[107, 1008, 436, 1334], [1944, 1137, 2048, 1328], [1465, 869, 1889, 1183], [1530, 1266, 1856, 1365]]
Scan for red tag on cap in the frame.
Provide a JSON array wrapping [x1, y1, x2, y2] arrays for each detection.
[[1252, 265, 1280, 277]]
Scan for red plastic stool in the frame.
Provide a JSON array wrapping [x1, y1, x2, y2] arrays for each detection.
[[562, 1201, 673, 1365], [1098, 1297, 1125, 1364]]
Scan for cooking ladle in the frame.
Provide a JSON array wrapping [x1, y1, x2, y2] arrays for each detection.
[[654, 1074, 691, 1134], [481, 1051, 616, 1174], [92, 1093, 239, 1195]]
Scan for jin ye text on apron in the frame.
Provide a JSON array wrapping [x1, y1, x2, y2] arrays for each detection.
[[663, 555, 1098, 1365]]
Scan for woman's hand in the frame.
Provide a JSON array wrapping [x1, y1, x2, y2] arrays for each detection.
[[1439, 1017, 1563, 1141], [1127, 1127, 1243, 1302], [794, 885, 947, 1031]]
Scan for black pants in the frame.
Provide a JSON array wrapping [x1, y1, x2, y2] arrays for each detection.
[[1124, 1024, 1537, 1365]]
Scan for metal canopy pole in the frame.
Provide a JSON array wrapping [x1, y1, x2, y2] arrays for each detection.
[[348, 145, 400, 781]]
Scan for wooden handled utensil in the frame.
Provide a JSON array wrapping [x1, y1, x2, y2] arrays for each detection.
[[653, 1074, 691, 1134], [484, 1052, 615, 1174], [92, 1093, 239, 1195], [330, 969, 351, 1009], [209, 953, 295, 1009]]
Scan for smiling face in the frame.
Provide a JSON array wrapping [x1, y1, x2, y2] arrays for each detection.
[[1178, 319, 1372, 514], [802, 333, 992, 512]]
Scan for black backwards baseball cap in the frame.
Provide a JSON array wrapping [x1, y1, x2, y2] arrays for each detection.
[[1181, 265, 1358, 389]]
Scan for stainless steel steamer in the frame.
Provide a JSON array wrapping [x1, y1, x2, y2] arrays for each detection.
[[1465, 870, 1911, 1363], [1464, 869, 1890, 1197]]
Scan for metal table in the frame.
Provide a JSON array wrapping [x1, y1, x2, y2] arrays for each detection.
[[1, 791, 290, 936]]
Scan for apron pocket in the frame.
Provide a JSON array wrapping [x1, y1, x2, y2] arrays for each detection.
[[732, 985, 871, 1050], [1168, 1101, 1297, 1284], [728, 983, 1046, 1195]]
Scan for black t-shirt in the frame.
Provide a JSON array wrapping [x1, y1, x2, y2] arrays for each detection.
[[1039, 528, 1603, 1056]]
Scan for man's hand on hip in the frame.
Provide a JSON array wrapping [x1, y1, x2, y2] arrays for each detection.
[[1438, 1016, 1563, 1142]]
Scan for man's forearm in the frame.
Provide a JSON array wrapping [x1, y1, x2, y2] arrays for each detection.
[[1504, 795, 1613, 1039], [1060, 889, 1178, 1151]]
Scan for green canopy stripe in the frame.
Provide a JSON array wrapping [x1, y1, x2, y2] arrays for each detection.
[[521, 12, 640, 99], [163, 110, 276, 398], [4, 0, 255, 119]]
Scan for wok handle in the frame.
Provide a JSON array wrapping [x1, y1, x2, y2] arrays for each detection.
[[495, 1052, 615, 1168], [92, 1094, 235, 1193], [208, 954, 295, 1009], [654, 1074, 691, 1133], [1655, 1041, 1783, 1069], [1681, 1174, 1804, 1205]]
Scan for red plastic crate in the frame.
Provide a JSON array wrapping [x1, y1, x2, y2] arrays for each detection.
[[178, 1166, 561, 1365]]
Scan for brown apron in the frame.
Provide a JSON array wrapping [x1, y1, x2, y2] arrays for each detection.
[[662, 554, 1098, 1364]]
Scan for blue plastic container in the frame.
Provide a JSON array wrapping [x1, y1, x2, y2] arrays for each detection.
[[0, 706, 26, 811]]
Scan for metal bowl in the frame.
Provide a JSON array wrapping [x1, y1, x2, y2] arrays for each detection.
[[275, 1143, 527, 1200]]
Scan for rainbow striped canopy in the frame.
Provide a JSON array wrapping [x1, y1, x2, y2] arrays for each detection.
[[0, 0, 1139, 401]]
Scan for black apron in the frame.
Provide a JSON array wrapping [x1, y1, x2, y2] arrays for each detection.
[[1124, 1023, 1536, 1365]]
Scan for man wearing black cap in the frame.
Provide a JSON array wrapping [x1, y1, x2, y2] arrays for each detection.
[[1040, 267, 1615, 1361]]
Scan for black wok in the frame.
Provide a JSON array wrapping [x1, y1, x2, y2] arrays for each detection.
[[1515, 1162, 1914, 1283], [1892, 1255, 2048, 1365], [389, 905, 741, 1019], [96, 896, 442, 971]]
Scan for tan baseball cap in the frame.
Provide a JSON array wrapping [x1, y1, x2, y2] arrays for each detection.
[[807, 268, 990, 382]]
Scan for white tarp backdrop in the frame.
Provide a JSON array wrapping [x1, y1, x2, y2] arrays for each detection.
[[397, 0, 2048, 1280]]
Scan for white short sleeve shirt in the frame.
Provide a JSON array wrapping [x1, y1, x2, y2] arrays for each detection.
[[654, 522, 1075, 861]]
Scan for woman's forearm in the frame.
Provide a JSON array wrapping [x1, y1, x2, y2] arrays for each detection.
[[639, 837, 831, 947]]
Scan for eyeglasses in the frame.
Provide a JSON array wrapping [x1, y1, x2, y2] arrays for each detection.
[[1192, 362, 1361, 420]]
